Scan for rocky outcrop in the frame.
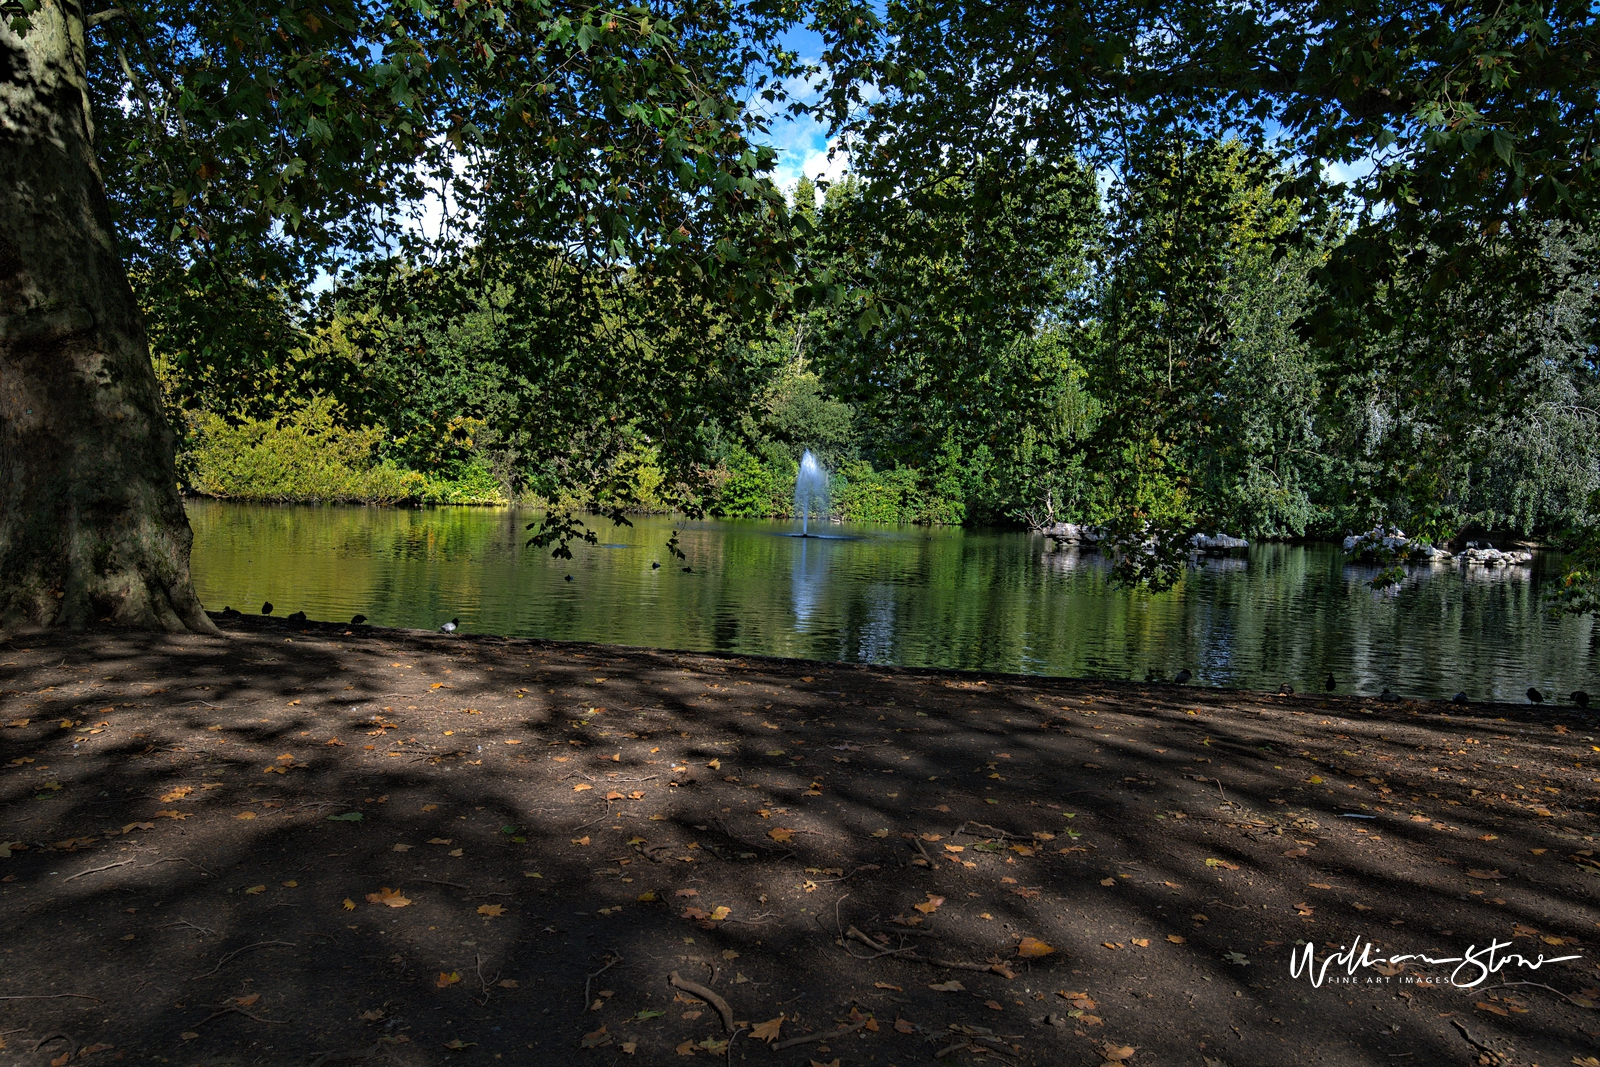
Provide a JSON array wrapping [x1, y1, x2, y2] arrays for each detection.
[[1189, 532, 1249, 552], [1342, 527, 1532, 566]]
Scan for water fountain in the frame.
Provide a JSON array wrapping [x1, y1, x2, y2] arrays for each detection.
[[794, 449, 830, 537]]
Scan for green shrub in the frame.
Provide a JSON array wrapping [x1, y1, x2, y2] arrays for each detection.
[[834, 461, 925, 523], [184, 398, 424, 504], [419, 461, 508, 505]]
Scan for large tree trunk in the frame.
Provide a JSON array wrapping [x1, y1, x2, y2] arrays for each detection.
[[0, 0, 216, 632]]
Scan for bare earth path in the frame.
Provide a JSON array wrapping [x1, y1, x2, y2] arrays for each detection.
[[0, 616, 1596, 1066]]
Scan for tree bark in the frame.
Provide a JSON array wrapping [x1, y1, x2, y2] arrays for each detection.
[[0, 0, 216, 632]]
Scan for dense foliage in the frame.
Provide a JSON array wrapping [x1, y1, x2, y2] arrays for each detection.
[[56, 0, 1594, 598]]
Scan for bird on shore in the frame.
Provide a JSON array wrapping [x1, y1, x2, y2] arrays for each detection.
[[1324, 673, 1336, 692], [1451, 692, 1470, 704], [221, 606, 241, 618], [1144, 668, 1161, 683], [1278, 683, 1295, 696], [1380, 687, 1399, 703], [1527, 687, 1544, 703], [1574, 691, 1591, 708], [440, 618, 458, 633], [1175, 668, 1192, 685], [350, 614, 367, 625], [287, 610, 307, 623], [261, 601, 273, 616]]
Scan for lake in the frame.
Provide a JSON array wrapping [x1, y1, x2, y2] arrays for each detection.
[[186, 501, 1597, 702]]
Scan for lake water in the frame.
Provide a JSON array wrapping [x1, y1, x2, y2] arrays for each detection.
[[186, 501, 1598, 702]]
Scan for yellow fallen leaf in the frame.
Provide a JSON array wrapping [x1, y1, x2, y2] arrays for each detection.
[[572, 836, 590, 846], [870, 828, 889, 838], [1103, 1044, 1136, 1062], [478, 904, 506, 917], [436, 971, 461, 988], [366, 887, 411, 907], [234, 812, 256, 821], [707, 759, 721, 770], [282, 880, 297, 888], [574, 783, 593, 792], [1131, 938, 1150, 947], [1017, 937, 1055, 958], [342, 899, 356, 911], [768, 828, 793, 843], [750, 1015, 785, 1042], [913, 893, 945, 915], [709, 906, 731, 921], [448, 848, 464, 857], [428, 838, 452, 845], [1166, 934, 1185, 944], [1204, 858, 1240, 870], [160, 787, 193, 802], [1100, 877, 1116, 887]]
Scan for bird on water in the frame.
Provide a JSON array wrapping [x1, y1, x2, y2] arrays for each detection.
[[350, 614, 367, 625], [1527, 687, 1544, 704], [1174, 669, 1192, 685], [564, 575, 574, 582], [261, 601, 273, 616], [651, 562, 661, 570], [1575, 691, 1591, 708], [440, 618, 459, 633]]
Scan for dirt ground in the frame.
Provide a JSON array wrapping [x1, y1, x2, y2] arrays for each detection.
[[0, 615, 1597, 1067]]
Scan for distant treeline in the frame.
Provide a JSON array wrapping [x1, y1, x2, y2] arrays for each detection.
[[156, 140, 1600, 551]]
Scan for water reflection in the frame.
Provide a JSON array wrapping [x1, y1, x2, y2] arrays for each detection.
[[185, 501, 1596, 702]]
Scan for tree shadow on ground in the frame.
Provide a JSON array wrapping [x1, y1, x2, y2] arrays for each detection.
[[0, 617, 1594, 1066]]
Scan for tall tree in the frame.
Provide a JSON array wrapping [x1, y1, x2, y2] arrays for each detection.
[[1, 0, 799, 629]]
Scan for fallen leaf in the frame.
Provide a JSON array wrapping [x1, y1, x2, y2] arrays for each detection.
[[499, 979, 519, 988], [366, 887, 412, 908], [709, 906, 731, 921], [448, 848, 464, 857], [1131, 938, 1150, 947], [392, 844, 412, 852], [913, 893, 946, 915], [429, 838, 452, 845], [571, 836, 590, 846], [436, 971, 462, 988], [573, 784, 593, 792], [243, 884, 266, 895], [1100, 878, 1116, 887], [870, 828, 889, 838], [235, 811, 257, 821], [984, 999, 1004, 1011], [768, 827, 794, 843], [1102, 1044, 1137, 1062], [236, 994, 260, 1006], [478, 904, 506, 917], [1204, 858, 1240, 870], [1017, 937, 1055, 958], [676, 888, 698, 897], [875, 982, 904, 991], [750, 1015, 785, 1042], [1476, 1002, 1509, 1017], [342, 899, 356, 911], [1467, 869, 1507, 880], [928, 980, 965, 992], [504, 738, 522, 745], [160, 787, 193, 802]]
